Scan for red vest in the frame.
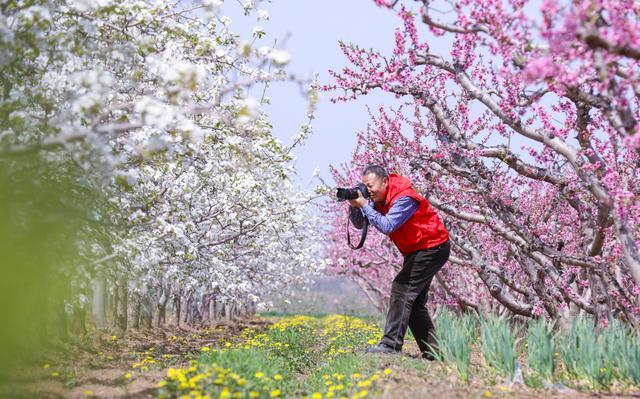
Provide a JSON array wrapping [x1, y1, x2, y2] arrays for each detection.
[[374, 174, 449, 255]]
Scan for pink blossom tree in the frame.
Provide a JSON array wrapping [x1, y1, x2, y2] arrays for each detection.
[[324, 0, 640, 325]]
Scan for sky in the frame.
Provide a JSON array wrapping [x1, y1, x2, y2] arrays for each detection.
[[222, 0, 422, 189], [222, 0, 546, 191]]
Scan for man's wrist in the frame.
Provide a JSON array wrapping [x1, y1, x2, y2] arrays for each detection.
[[362, 202, 375, 216]]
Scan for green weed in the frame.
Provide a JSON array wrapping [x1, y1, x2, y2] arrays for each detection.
[[434, 309, 472, 382], [525, 318, 555, 384], [480, 315, 519, 380], [559, 316, 611, 389]]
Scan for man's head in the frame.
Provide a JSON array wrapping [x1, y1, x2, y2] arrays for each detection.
[[362, 165, 389, 203]]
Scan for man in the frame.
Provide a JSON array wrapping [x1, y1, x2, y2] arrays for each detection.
[[348, 165, 450, 360]]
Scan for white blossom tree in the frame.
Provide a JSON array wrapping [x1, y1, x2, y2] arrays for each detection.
[[1, 0, 323, 332]]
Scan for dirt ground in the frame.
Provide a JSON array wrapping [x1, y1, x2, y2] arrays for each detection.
[[0, 318, 270, 399], [3, 317, 640, 399]]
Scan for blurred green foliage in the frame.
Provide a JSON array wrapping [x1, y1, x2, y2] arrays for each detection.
[[0, 154, 96, 380]]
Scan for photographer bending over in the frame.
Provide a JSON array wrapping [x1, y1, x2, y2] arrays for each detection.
[[347, 165, 450, 360]]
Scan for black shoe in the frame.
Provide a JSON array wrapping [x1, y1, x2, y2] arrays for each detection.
[[367, 343, 398, 354], [421, 350, 438, 361]]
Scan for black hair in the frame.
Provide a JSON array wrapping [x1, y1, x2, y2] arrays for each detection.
[[362, 164, 388, 179]]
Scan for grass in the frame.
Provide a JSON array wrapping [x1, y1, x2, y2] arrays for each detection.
[[525, 318, 555, 385], [27, 310, 640, 399], [559, 317, 611, 389], [156, 314, 393, 399], [480, 315, 520, 381], [302, 354, 385, 399], [153, 311, 640, 399], [433, 309, 473, 382], [618, 328, 640, 385]]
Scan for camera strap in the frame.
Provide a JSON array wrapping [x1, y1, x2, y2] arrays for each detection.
[[346, 210, 369, 250]]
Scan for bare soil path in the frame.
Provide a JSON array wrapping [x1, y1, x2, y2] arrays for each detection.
[[0, 318, 270, 399]]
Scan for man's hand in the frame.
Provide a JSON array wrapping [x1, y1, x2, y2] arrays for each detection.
[[347, 191, 367, 208]]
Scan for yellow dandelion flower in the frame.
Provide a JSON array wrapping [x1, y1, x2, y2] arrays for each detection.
[[274, 374, 282, 381], [383, 369, 392, 375], [270, 389, 281, 397], [124, 372, 133, 380], [483, 390, 493, 398], [311, 393, 322, 399], [255, 371, 265, 378], [157, 381, 167, 387]]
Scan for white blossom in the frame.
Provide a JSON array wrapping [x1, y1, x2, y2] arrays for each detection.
[[69, 0, 112, 12], [236, 97, 260, 125], [257, 10, 269, 21], [203, 0, 224, 18], [243, 0, 256, 14], [252, 25, 265, 38], [1, 0, 321, 319], [267, 49, 291, 66], [237, 41, 252, 57]]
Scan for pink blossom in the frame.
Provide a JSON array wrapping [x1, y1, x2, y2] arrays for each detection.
[[523, 57, 557, 82], [323, 0, 640, 321]]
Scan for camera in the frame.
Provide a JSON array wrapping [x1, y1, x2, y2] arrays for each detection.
[[336, 183, 370, 201], [335, 182, 370, 250]]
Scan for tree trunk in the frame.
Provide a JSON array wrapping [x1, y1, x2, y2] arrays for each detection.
[[224, 304, 231, 322], [116, 280, 128, 331], [132, 299, 141, 329], [112, 284, 119, 329], [208, 296, 215, 321], [156, 302, 167, 327], [68, 300, 88, 336], [92, 275, 107, 329], [156, 281, 170, 327], [174, 296, 181, 327], [142, 294, 153, 329]]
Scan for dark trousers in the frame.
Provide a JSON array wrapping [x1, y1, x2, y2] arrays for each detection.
[[380, 240, 450, 353]]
